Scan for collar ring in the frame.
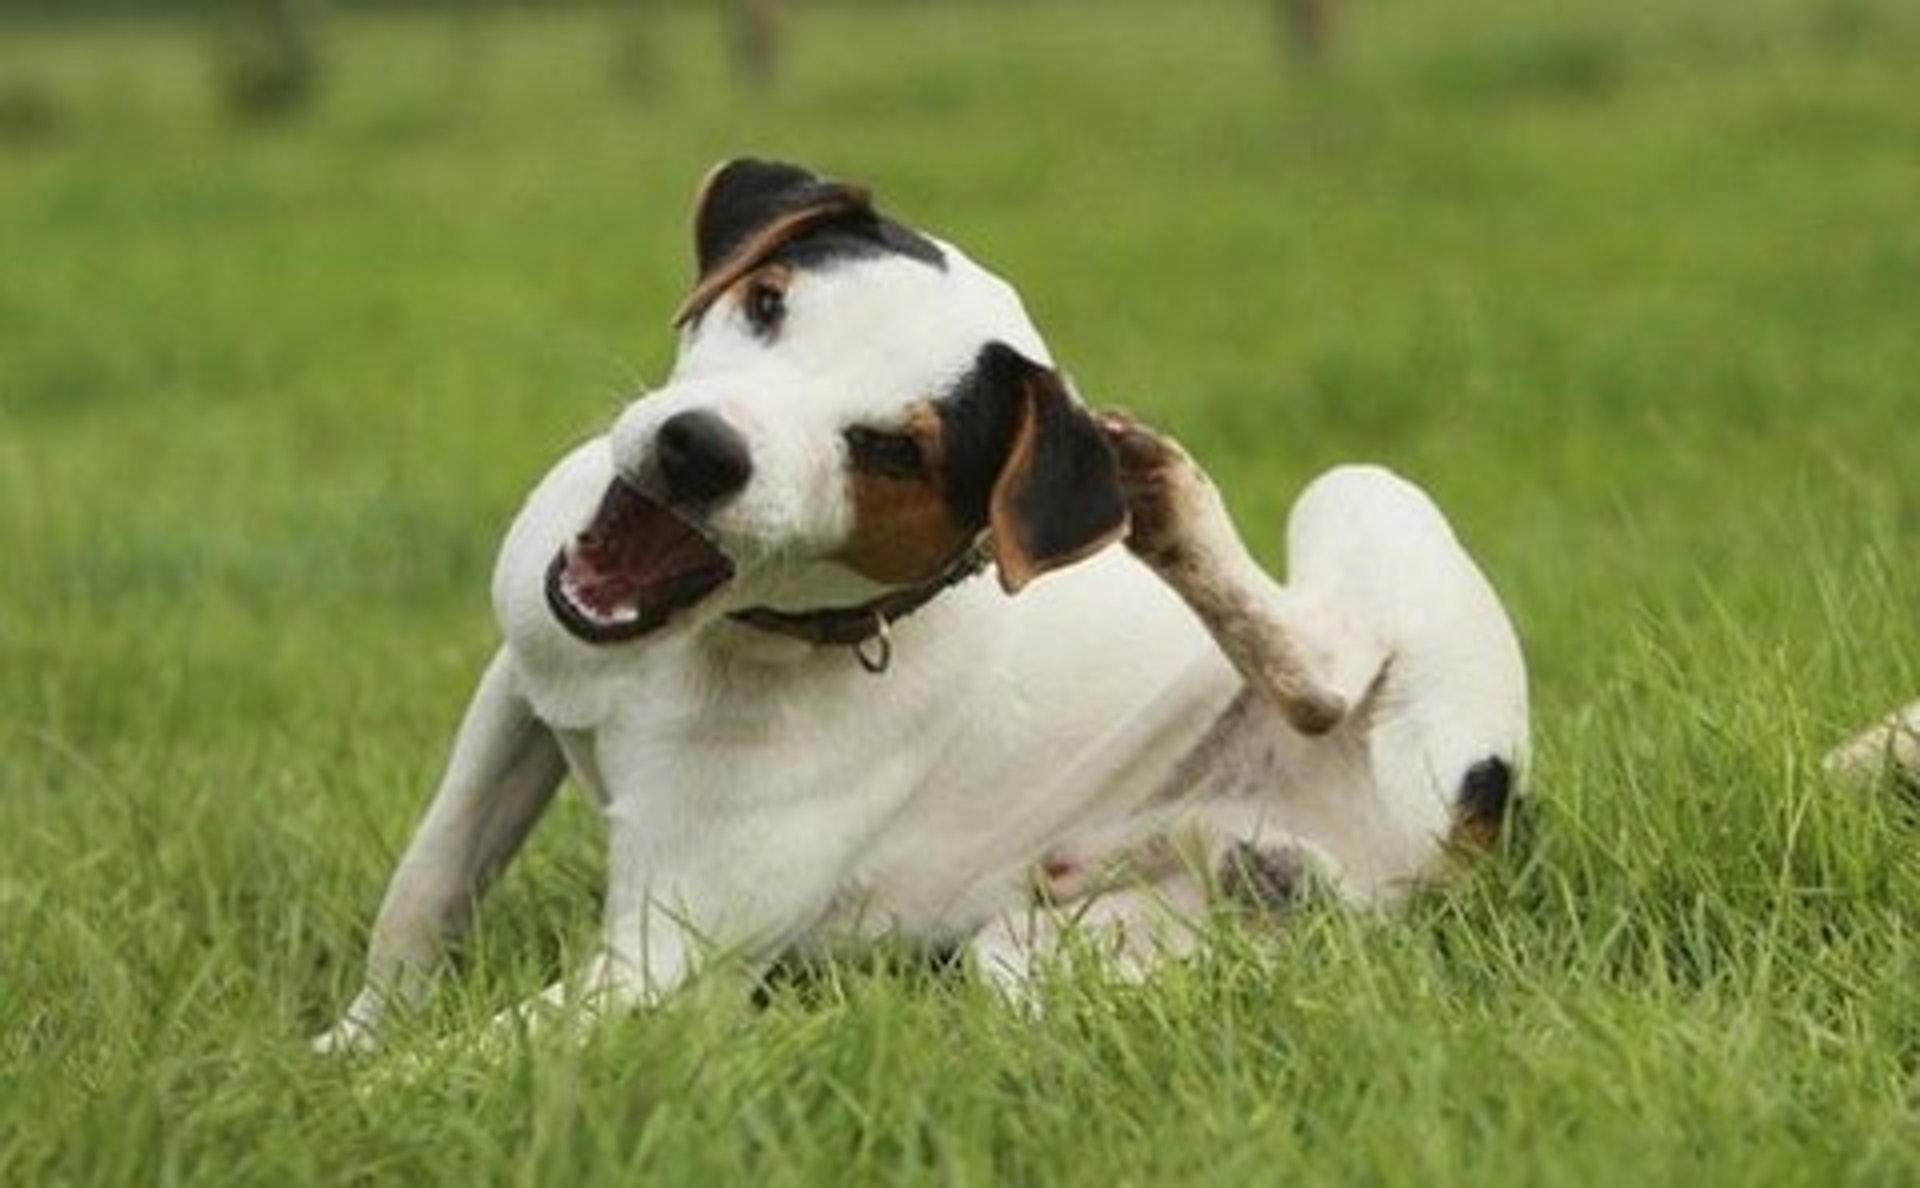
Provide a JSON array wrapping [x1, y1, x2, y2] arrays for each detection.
[[854, 614, 893, 675]]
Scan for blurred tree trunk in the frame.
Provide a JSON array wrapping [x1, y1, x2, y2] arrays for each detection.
[[1278, 0, 1331, 64], [729, 0, 782, 90], [219, 0, 320, 121], [611, 0, 666, 97]]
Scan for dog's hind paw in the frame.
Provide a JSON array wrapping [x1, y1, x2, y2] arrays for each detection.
[[1096, 411, 1235, 575], [311, 1016, 380, 1058], [1095, 410, 1355, 736]]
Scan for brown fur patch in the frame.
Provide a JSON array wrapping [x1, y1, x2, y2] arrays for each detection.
[[837, 405, 978, 585], [1447, 815, 1503, 857], [840, 475, 975, 584]]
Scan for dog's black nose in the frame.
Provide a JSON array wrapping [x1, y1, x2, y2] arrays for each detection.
[[655, 409, 753, 505]]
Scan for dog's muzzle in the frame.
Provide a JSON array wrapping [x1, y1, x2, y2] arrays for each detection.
[[545, 478, 735, 643]]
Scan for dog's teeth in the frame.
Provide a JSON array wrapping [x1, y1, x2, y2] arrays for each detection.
[[558, 570, 642, 627]]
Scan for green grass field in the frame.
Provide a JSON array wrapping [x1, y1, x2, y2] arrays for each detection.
[[4, 0, 1919, 1182]]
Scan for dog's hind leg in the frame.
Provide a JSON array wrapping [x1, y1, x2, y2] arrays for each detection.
[[316, 648, 567, 1055], [969, 800, 1332, 998], [1098, 414, 1528, 903], [1099, 414, 1389, 737]]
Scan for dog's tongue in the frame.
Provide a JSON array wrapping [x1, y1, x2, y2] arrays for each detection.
[[545, 480, 735, 643]]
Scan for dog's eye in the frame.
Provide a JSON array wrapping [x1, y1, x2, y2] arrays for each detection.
[[743, 279, 786, 336], [845, 426, 928, 480]]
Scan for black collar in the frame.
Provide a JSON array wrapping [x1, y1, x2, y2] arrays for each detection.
[[727, 542, 990, 672]]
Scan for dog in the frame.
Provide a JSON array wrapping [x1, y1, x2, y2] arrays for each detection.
[[315, 158, 1529, 1053], [1827, 702, 1920, 790]]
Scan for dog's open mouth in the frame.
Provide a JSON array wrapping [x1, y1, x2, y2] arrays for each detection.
[[544, 479, 735, 643]]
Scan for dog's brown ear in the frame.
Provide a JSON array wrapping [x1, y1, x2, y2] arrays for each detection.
[[675, 159, 872, 326], [979, 347, 1130, 594]]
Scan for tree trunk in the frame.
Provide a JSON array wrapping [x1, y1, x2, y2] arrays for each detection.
[[730, 0, 781, 90], [1278, 0, 1330, 64]]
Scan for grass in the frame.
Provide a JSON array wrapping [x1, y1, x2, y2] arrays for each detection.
[[3, 0, 1919, 1182]]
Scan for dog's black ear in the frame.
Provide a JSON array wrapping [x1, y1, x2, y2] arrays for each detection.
[[692, 158, 871, 273], [675, 158, 872, 326], [969, 345, 1129, 594]]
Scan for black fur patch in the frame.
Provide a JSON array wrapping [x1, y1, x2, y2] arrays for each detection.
[[1216, 842, 1306, 915], [1457, 756, 1514, 835], [996, 367, 1127, 573], [932, 342, 1127, 589], [934, 342, 1030, 527], [768, 219, 946, 274], [695, 158, 944, 278]]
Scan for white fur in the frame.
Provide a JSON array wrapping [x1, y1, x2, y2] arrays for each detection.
[[1826, 700, 1920, 789], [316, 234, 1527, 1053]]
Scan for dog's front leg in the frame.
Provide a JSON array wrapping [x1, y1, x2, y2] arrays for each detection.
[[490, 843, 759, 1039], [496, 814, 836, 1039], [316, 648, 567, 1055], [1100, 413, 1388, 734], [490, 907, 708, 1042]]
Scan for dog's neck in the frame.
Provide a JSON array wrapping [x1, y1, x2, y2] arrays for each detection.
[[727, 541, 991, 673]]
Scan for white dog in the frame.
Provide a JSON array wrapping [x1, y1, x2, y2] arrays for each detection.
[[1827, 702, 1920, 790], [317, 159, 1529, 1053]]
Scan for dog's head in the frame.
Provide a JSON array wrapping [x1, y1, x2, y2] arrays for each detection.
[[546, 158, 1128, 645]]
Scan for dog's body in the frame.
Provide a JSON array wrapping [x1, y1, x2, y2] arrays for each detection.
[[319, 160, 1528, 1052], [1828, 701, 1920, 790]]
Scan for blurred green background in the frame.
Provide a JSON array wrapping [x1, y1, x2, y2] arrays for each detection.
[[3, 1, 1918, 1183]]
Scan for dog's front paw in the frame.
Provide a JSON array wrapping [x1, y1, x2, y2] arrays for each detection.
[[311, 988, 390, 1057], [311, 1015, 381, 1058], [1097, 411, 1233, 574]]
